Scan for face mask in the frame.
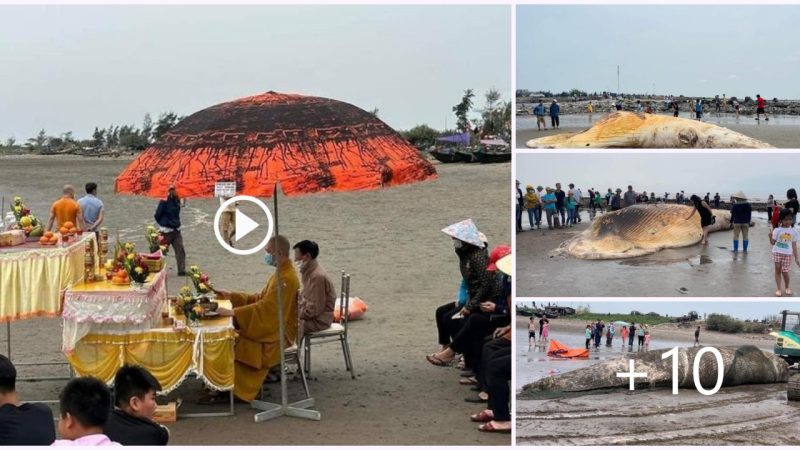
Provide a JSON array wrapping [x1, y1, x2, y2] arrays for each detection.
[[264, 253, 277, 266], [453, 240, 463, 249]]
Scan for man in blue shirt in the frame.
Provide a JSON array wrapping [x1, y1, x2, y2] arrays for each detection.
[[155, 185, 187, 276], [77, 182, 105, 233], [550, 99, 560, 129], [533, 101, 547, 130]]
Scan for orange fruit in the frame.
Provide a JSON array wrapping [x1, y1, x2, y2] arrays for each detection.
[[116, 269, 127, 278], [39, 237, 48, 244], [44, 231, 53, 238], [49, 236, 58, 243], [68, 227, 77, 234], [59, 227, 68, 235], [63, 221, 74, 229], [112, 276, 123, 283]]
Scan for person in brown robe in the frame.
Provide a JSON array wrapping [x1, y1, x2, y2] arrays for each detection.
[[210, 235, 300, 403], [293, 240, 336, 334]]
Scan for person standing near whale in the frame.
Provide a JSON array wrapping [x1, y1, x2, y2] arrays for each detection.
[[686, 195, 714, 245]]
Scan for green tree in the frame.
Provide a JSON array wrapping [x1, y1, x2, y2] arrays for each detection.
[[141, 113, 153, 144], [400, 124, 441, 148], [5, 137, 15, 147], [452, 89, 474, 132], [368, 107, 379, 118], [153, 112, 179, 141], [92, 127, 105, 149]]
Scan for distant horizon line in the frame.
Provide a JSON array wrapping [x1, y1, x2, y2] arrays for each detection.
[[517, 89, 798, 100]]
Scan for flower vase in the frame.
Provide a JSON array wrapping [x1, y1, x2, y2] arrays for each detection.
[[131, 281, 145, 291]]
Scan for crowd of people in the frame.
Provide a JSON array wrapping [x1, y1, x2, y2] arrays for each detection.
[[427, 219, 512, 433], [526, 92, 771, 123], [1, 356, 169, 445]]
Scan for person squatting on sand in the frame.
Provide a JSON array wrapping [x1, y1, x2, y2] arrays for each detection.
[[428, 219, 511, 433]]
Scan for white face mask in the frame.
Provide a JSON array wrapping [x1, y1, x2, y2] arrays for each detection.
[[453, 240, 463, 249]]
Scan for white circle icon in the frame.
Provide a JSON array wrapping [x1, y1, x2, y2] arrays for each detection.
[[213, 195, 274, 255]]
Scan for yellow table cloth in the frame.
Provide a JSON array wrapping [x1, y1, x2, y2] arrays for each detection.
[[0, 234, 96, 323], [66, 301, 236, 393]]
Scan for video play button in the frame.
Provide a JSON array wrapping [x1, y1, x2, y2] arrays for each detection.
[[235, 209, 260, 242], [214, 195, 274, 255]]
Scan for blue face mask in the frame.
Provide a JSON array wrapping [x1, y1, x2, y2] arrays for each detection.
[[264, 253, 277, 266]]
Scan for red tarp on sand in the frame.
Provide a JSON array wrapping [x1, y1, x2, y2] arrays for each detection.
[[547, 339, 589, 359], [115, 91, 437, 199]]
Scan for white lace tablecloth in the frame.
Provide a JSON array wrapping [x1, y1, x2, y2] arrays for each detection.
[[61, 270, 168, 352]]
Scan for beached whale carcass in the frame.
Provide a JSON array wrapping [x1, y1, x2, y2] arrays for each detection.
[[526, 112, 774, 148], [556, 204, 731, 260], [521, 346, 789, 398]]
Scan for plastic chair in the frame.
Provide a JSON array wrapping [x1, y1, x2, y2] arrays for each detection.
[[301, 271, 355, 379]]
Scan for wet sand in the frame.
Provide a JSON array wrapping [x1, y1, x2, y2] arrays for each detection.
[[516, 209, 782, 297], [514, 317, 800, 446], [0, 156, 510, 445], [516, 113, 800, 148]]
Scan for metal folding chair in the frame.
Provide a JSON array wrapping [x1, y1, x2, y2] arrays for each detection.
[[301, 271, 355, 379]]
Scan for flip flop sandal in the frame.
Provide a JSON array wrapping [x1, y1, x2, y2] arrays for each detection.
[[197, 392, 227, 405], [464, 392, 489, 403], [459, 377, 478, 385], [470, 410, 494, 422], [426, 354, 452, 367], [479, 421, 511, 433]]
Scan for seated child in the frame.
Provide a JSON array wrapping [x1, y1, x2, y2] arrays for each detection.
[[104, 365, 169, 445], [52, 377, 119, 446]]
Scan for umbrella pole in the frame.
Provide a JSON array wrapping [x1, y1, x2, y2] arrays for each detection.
[[252, 183, 319, 422]]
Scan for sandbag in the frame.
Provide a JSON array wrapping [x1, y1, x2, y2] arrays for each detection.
[[333, 297, 367, 322]]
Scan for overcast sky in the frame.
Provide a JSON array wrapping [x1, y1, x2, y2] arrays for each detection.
[[0, 5, 510, 140], [515, 301, 797, 321], [517, 153, 800, 201], [517, 5, 800, 99]]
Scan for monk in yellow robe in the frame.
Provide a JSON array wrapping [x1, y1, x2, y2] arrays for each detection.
[[210, 235, 300, 402]]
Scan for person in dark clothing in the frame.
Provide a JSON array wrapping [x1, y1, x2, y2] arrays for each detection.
[[431, 220, 493, 358], [0, 354, 56, 445], [730, 191, 752, 253], [104, 365, 169, 446], [550, 99, 561, 129], [694, 326, 701, 346], [713, 193, 721, 208], [628, 323, 637, 351], [477, 348, 511, 433], [555, 183, 566, 226], [785, 188, 799, 226], [686, 194, 714, 245], [515, 180, 524, 233], [154, 185, 186, 275], [429, 245, 509, 368], [593, 320, 604, 349]]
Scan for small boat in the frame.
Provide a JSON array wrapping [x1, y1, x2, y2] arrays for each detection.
[[429, 148, 469, 163], [474, 150, 511, 164]]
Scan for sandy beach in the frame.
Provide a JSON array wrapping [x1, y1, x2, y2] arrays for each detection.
[[516, 209, 786, 297], [515, 316, 800, 445], [516, 112, 800, 148], [0, 156, 510, 445]]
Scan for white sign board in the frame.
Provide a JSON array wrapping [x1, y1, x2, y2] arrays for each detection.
[[214, 182, 237, 198]]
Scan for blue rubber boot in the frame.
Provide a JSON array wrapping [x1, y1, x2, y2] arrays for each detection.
[[743, 240, 749, 253], [733, 240, 739, 253]]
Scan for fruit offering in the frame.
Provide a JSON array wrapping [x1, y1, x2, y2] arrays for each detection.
[[188, 265, 213, 294], [10, 196, 44, 238], [37, 231, 58, 246]]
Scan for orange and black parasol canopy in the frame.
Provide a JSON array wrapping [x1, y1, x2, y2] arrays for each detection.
[[115, 91, 437, 198]]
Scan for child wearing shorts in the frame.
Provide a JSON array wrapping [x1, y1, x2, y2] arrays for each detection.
[[770, 209, 800, 297]]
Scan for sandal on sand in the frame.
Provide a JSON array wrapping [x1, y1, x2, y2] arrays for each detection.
[[197, 392, 227, 405], [459, 377, 478, 386], [426, 354, 452, 367], [470, 410, 494, 422], [464, 392, 489, 403], [479, 421, 511, 433], [776, 290, 783, 297]]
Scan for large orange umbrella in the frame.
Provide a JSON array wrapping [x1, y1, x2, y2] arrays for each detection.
[[115, 91, 437, 198], [115, 91, 437, 422]]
